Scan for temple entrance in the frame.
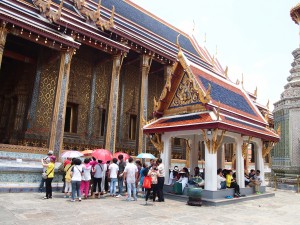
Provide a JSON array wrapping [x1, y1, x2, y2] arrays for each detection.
[[0, 34, 42, 144]]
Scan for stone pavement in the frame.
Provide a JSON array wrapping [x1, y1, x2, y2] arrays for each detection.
[[0, 188, 300, 225]]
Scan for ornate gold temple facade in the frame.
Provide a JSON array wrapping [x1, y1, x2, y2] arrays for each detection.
[[0, 0, 274, 166]]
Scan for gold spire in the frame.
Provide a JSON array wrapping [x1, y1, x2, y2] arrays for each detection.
[[266, 99, 270, 110]]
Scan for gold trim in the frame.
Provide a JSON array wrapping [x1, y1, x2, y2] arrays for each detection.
[[0, 144, 49, 154], [164, 104, 206, 116], [262, 141, 276, 158], [242, 136, 252, 159], [149, 133, 163, 153], [0, 21, 8, 70]]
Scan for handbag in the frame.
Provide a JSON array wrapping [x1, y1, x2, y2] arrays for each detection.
[[42, 167, 54, 179], [143, 176, 152, 189]]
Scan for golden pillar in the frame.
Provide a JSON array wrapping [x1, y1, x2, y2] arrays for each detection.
[[0, 21, 8, 71], [105, 54, 124, 153], [49, 49, 74, 157], [138, 54, 152, 154]]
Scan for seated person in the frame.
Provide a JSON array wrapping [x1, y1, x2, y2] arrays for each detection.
[[177, 167, 189, 192], [168, 166, 179, 185], [249, 169, 255, 179], [249, 170, 262, 194], [194, 166, 201, 177], [244, 169, 251, 186], [217, 168, 226, 190], [226, 170, 241, 197]]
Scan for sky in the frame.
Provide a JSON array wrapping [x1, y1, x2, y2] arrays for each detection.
[[131, 0, 300, 110]]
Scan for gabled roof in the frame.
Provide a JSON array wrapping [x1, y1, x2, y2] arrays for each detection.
[[143, 111, 279, 142], [145, 50, 279, 142]]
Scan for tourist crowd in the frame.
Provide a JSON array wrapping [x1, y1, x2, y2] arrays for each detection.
[[40, 151, 165, 202], [40, 151, 262, 201]]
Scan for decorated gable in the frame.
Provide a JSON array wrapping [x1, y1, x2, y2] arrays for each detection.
[[167, 72, 205, 113]]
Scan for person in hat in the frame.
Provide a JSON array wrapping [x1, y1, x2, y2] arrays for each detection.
[[41, 155, 56, 199], [39, 150, 53, 192]]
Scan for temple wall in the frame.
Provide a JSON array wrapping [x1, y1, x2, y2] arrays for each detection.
[[148, 72, 164, 119], [93, 60, 112, 140], [27, 58, 59, 140], [116, 63, 140, 152]]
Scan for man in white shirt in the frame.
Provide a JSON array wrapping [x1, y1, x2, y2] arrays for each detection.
[[217, 168, 226, 190], [109, 158, 119, 197], [156, 158, 165, 202], [124, 157, 138, 201]]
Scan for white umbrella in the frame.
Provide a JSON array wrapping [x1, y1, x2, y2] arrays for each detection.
[[61, 150, 83, 158], [136, 153, 156, 159]]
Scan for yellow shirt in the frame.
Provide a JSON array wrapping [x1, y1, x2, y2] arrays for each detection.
[[226, 174, 232, 187], [46, 162, 55, 178], [65, 165, 73, 182]]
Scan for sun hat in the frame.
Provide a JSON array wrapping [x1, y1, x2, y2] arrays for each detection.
[[47, 150, 54, 155]]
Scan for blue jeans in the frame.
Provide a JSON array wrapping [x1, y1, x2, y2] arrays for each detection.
[[71, 181, 81, 200], [220, 181, 226, 189], [118, 177, 124, 195], [39, 177, 46, 192], [110, 178, 118, 195], [127, 182, 137, 201]]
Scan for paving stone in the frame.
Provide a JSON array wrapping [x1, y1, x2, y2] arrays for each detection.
[[1, 188, 300, 225]]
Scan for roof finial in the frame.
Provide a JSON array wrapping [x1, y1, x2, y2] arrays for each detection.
[[215, 45, 218, 56], [224, 66, 228, 79], [192, 20, 195, 32], [204, 32, 206, 44], [176, 34, 181, 51], [241, 73, 244, 89], [57, 0, 64, 18], [254, 86, 258, 97], [266, 99, 270, 109]]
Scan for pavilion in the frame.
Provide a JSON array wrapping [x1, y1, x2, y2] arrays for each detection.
[[143, 44, 280, 193]]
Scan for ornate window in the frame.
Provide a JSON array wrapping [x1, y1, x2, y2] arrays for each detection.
[[174, 138, 181, 146], [128, 114, 137, 140], [64, 103, 78, 133]]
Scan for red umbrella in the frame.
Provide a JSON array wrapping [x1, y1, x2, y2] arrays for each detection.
[[113, 152, 130, 161], [92, 149, 112, 162]]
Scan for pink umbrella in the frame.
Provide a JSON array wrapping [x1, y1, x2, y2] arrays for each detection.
[[113, 152, 130, 161], [92, 149, 112, 162]]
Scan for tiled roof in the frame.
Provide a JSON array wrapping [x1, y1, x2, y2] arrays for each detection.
[[144, 112, 279, 141], [100, 0, 200, 56], [190, 65, 264, 123], [146, 113, 213, 129]]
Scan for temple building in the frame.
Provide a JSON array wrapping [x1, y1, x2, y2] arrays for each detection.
[[272, 4, 300, 174], [0, 0, 278, 184]]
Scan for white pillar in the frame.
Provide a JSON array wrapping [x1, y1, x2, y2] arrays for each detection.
[[255, 139, 265, 186], [235, 136, 245, 188], [204, 134, 217, 191], [189, 135, 199, 175], [217, 144, 225, 169], [161, 134, 172, 184]]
